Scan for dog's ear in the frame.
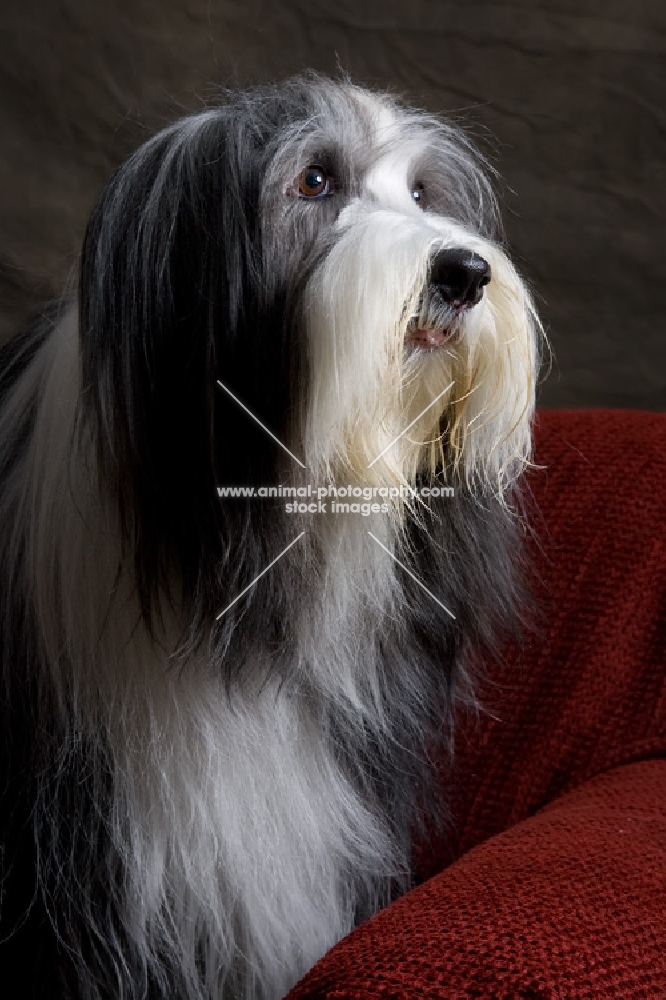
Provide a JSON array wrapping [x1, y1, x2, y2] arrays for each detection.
[[79, 114, 264, 618]]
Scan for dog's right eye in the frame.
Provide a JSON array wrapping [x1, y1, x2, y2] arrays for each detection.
[[296, 165, 333, 199]]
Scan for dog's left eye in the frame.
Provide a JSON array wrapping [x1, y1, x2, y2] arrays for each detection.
[[411, 181, 426, 207], [297, 165, 333, 199]]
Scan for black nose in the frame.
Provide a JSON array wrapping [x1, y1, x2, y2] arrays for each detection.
[[429, 248, 491, 307]]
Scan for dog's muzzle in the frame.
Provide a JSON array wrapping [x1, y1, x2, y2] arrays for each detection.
[[405, 247, 491, 351]]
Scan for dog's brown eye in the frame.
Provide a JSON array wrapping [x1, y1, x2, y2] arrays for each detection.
[[297, 165, 332, 199], [411, 181, 426, 207]]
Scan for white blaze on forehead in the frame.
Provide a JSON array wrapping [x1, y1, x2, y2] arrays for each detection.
[[345, 85, 398, 140], [363, 142, 424, 210], [345, 88, 424, 210]]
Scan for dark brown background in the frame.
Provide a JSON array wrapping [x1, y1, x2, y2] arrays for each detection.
[[1, 0, 664, 408]]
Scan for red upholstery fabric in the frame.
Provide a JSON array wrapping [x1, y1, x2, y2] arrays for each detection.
[[287, 409, 666, 999]]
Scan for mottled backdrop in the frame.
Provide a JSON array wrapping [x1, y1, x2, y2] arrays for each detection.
[[1, 0, 664, 407]]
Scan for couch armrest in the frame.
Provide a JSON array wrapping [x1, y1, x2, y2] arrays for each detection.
[[288, 759, 666, 999]]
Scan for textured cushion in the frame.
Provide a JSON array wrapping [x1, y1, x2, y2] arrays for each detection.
[[287, 410, 666, 998]]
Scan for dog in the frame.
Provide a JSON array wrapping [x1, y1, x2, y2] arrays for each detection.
[[0, 75, 541, 998]]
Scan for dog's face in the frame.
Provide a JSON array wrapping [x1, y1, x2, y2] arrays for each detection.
[[79, 75, 540, 605], [274, 83, 539, 493], [223, 77, 539, 495]]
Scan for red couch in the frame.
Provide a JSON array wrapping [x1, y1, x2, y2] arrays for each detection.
[[288, 409, 666, 999]]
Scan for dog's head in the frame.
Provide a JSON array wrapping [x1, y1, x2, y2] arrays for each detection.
[[79, 75, 541, 610]]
